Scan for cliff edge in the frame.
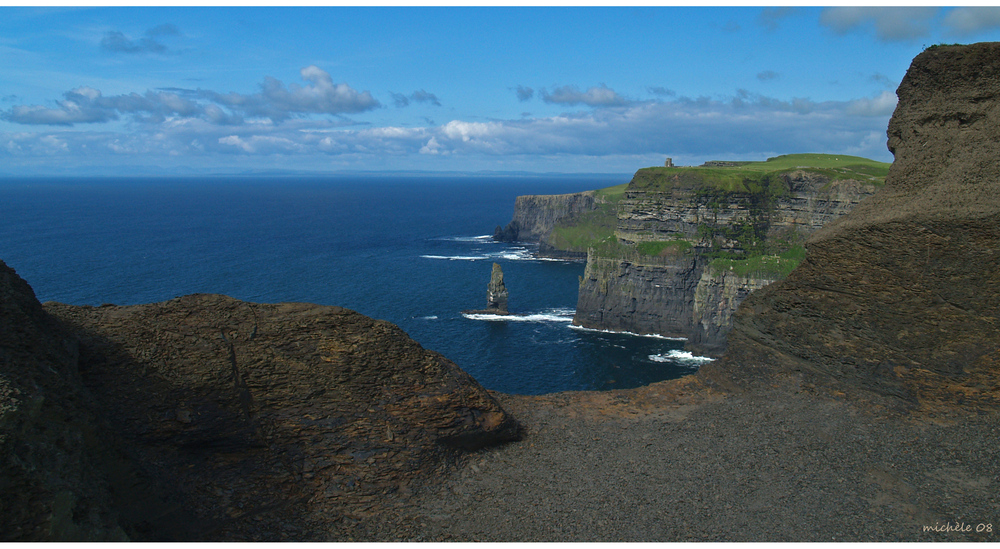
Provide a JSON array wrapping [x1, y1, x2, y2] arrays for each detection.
[[706, 43, 1000, 410]]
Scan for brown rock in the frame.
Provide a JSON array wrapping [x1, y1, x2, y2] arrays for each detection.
[[44, 293, 521, 539], [704, 43, 1000, 411], [2, 257, 520, 541]]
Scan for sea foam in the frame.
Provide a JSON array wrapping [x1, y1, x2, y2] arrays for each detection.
[[648, 350, 715, 364], [567, 325, 687, 340]]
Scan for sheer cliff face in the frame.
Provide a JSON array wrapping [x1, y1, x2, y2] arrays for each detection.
[[615, 171, 875, 244], [711, 43, 1000, 407], [575, 254, 704, 337], [575, 172, 876, 350], [495, 191, 598, 243]]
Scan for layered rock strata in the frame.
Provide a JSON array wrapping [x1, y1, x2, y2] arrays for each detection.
[[706, 43, 1000, 407], [486, 262, 509, 313], [493, 191, 598, 245], [575, 171, 877, 352], [1, 259, 521, 541]]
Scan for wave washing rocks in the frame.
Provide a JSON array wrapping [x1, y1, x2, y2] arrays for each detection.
[[462, 262, 512, 316]]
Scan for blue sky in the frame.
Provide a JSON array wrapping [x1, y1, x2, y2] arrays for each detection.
[[4, 6, 1000, 176]]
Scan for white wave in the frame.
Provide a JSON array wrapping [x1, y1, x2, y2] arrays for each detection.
[[568, 325, 687, 340], [462, 309, 575, 323], [648, 350, 715, 364], [436, 235, 495, 242], [421, 254, 489, 261], [417, 315, 439, 320]]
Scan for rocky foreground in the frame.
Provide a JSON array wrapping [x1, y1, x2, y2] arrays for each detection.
[[3, 43, 1000, 541]]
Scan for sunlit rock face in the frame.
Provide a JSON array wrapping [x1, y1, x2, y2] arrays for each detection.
[[708, 43, 1000, 408]]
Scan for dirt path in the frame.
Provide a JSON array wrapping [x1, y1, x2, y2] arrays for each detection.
[[354, 378, 998, 542]]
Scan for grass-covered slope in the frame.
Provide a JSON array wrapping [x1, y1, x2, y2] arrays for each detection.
[[551, 153, 888, 279], [546, 183, 627, 254], [629, 154, 889, 193]]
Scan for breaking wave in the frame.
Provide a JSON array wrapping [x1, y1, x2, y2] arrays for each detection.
[[462, 307, 575, 323], [648, 350, 715, 364], [433, 235, 495, 242], [568, 325, 687, 340]]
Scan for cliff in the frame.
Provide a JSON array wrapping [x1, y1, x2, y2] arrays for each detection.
[[705, 42, 1000, 409], [493, 191, 599, 245], [574, 162, 881, 351], [0, 260, 520, 541]]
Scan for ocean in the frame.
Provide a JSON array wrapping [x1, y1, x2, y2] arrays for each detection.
[[0, 175, 710, 395]]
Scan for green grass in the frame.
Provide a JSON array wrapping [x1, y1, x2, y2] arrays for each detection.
[[628, 153, 890, 193], [708, 245, 806, 279], [547, 181, 630, 253], [547, 206, 618, 253]]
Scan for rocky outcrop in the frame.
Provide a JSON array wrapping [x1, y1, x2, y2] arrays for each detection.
[[1, 259, 520, 541], [0, 261, 128, 541], [487, 263, 509, 313], [706, 43, 1000, 408], [493, 191, 598, 243], [575, 252, 704, 338], [574, 171, 877, 352], [687, 266, 773, 356]]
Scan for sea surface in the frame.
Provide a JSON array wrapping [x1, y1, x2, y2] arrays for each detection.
[[0, 175, 711, 395]]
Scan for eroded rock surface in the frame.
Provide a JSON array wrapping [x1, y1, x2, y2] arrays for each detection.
[[486, 263, 509, 313], [706, 43, 1000, 410], [0, 261, 128, 541], [44, 294, 520, 540], [1, 259, 520, 541]]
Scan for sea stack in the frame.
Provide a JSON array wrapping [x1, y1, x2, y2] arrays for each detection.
[[486, 262, 509, 313]]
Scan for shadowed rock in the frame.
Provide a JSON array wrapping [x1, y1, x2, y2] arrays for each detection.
[[2, 258, 521, 541]]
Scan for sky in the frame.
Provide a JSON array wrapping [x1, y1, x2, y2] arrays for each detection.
[[4, 5, 1000, 176]]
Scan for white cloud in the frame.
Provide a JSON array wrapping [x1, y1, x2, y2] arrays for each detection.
[[2, 65, 378, 127], [0, 88, 895, 171], [845, 91, 897, 117]]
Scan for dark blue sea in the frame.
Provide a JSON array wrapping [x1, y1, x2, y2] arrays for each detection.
[[0, 175, 710, 395]]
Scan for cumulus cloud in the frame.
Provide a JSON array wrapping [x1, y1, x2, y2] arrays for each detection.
[[100, 24, 180, 54], [541, 84, 630, 107], [943, 7, 1000, 36], [844, 90, 897, 117], [1, 65, 378, 127], [819, 7, 936, 42], [205, 65, 380, 121], [2, 88, 895, 168]]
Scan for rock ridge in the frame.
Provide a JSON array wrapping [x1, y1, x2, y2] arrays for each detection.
[[1, 259, 521, 541], [706, 42, 1000, 408]]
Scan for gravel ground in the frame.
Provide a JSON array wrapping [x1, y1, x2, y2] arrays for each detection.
[[352, 379, 999, 542]]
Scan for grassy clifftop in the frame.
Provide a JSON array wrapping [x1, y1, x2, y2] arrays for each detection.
[[628, 153, 889, 192], [550, 153, 887, 278]]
